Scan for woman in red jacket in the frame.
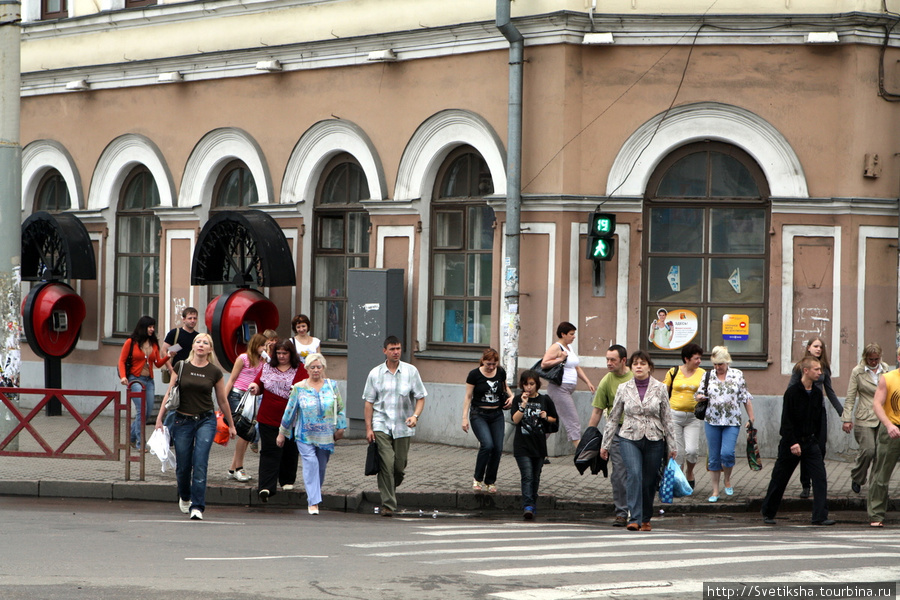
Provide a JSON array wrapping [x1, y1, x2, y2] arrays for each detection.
[[248, 339, 308, 502], [118, 316, 169, 450]]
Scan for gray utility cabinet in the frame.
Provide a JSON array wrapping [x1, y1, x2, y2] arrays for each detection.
[[346, 268, 405, 426]]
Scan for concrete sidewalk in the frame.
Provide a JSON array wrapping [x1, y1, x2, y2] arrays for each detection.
[[1, 412, 899, 519]]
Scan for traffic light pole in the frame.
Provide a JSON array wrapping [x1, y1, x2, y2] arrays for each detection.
[[0, 0, 22, 445], [497, 1, 523, 386]]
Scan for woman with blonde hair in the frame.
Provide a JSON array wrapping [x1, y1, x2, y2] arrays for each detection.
[[698, 346, 754, 502], [842, 343, 889, 494], [789, 337, 843, 498], [224, 333, 267, 482], [155, 333, 235, 520], [277, 353, 346, 515]]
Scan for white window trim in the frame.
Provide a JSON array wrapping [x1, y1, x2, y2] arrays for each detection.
[[570, 222, 631, 369], [856, 226, 898, 357], [608, 101, 808, 199], [376, 225, 415, 349], [88, 134, 175, 210], [780, 225, 842, 376], [21, 140, 84, 213]]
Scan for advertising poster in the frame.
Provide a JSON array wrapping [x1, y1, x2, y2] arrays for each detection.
[[648, 308, 698, 350]]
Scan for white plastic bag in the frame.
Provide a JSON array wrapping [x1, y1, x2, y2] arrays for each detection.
[[147, 427, 176, 473]]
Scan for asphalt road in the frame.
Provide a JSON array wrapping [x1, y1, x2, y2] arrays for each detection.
[[1, 497, 899, 600]]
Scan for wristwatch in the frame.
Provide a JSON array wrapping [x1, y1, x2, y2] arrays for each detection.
[[412, 414, 420, 419]]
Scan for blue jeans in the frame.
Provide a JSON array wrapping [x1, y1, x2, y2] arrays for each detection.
[[705, 423, 739, 471], [172, 411, 216, 513], [514, 455, 544, 510], [128, 375, 154, 448], [470, 408, 505, 485], [618, 435, 667, 525], [297, 441, 332, 506]]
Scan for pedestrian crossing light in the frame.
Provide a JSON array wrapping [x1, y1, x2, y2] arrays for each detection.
[[586, 212, 616, 261]]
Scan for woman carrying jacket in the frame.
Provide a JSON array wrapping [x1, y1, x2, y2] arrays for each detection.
[[842, 343, 890, 495], [599, 350, 676, 531]]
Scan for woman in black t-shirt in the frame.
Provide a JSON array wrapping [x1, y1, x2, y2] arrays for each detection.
[[156, 333, 235, 520], [510, 370, 558, 520], [462, 348, 512, 493]]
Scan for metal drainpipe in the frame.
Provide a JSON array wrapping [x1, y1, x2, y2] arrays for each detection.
[[0, 0, 22, 447], [497, 1, 523, 385]]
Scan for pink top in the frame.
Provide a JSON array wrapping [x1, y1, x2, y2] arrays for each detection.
[[234, 353, 264, 392]]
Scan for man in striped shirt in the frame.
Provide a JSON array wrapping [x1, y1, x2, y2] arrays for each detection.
[[364, 335, 427, 517]]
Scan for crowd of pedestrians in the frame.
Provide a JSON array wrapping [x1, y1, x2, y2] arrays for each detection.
[[128, 311, 900, 527]]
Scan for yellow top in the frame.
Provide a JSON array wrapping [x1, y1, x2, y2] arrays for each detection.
[[883, 369, 900, 426], [664, 366, 706, 413]]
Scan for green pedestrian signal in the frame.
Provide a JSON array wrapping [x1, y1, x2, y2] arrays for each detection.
[[585, 212, 616, 261]]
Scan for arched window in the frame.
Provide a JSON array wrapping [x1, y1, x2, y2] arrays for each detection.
[[430, 146, 494, 346], [213, 161, 257, 208], [35, 170, 71, 212], [114, 167, 161, 335], [643, 142, 770, 357], [313, 155, 371, 344]]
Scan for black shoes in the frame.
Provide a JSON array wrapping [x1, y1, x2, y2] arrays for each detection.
[[799, 485, 810, 498], [813, 519, 836, 526], [852, 482, 861, 494], [763, 517, 777, 525]]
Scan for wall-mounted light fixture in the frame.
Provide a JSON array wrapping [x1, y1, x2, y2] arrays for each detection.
[[582, 32, 615, 45], [367, 49, 397, 62], [255, 60, 283, 72], [65, 79, 90, 91], [157, 72, 183, 83], [806, 31, 839, 43]]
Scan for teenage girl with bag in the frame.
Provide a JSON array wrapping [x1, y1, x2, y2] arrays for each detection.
[[223, 333, 267, 482]]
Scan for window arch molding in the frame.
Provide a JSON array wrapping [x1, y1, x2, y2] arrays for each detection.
[[607, 101, 808, 199], [21, 140, 83, 213], [395, 110, 506, 350], [395, 109, 506, 202], [180, 127, 273, 209], [87, 133, 174, 211], [283, 119, 383, 316]]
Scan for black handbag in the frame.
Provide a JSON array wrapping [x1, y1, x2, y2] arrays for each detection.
[[232, 390, 257, 442], [693, 370, 713, 420], [365, 441, 380, 476], [531, 356, 566, 386]]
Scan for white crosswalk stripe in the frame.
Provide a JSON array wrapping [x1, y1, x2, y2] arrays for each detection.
[[345, 522, 900, 600]]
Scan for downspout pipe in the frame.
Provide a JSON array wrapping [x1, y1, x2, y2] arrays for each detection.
[[497, 1, 523, 385], [0, 0, 22, 446]]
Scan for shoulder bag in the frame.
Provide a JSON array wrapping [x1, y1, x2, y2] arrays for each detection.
[[164, 361, 185, 412], [232, 389, 258, 442], [531, 343, 567, 386], [693, 370, 713, 420]]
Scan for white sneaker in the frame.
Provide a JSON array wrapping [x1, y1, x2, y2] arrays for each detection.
[[179, 498, 190, 514], [234, 468, 252, 482], [282, 484, 294, 491], [190, 508, 203, 520]]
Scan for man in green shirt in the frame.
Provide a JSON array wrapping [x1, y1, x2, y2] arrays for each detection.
[[588, 344, 633, 526]]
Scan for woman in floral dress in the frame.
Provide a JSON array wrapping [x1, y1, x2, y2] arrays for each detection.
[[697, 346, 755, 503]]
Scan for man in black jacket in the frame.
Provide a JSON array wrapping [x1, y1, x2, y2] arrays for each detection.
[[760, 356, 834, 525]]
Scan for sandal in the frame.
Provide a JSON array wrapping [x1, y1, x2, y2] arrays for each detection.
[[472, 479, 483, 492], [870, 521, 884, 528]]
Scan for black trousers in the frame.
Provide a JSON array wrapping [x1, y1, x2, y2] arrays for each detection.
[[761, 438, 828, 523], [257, 422, 299, 497], [799, 412, 827, 488]]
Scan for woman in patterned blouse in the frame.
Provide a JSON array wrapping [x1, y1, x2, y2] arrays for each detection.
[[697, 346, 755, 503], [277, 353, 347, 515], [248, 339, 308, 503]]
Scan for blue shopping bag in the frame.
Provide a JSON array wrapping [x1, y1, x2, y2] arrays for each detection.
[[671, 458, 693, 497], [658, 458, 675, 504]]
